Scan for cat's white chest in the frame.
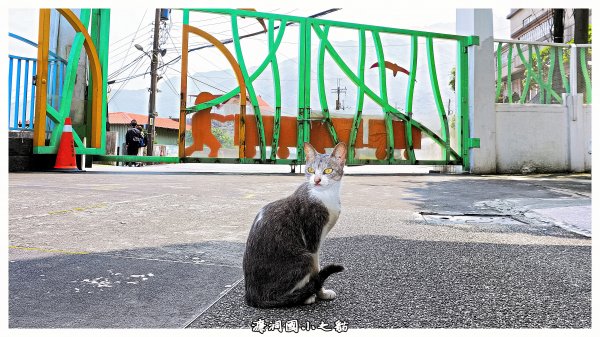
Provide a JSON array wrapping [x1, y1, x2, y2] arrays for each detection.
[[310, 185, 341, 213], [309, 185, 341, 240]]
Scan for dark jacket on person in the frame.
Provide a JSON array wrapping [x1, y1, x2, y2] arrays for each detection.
[[125, 127, 142, 155]]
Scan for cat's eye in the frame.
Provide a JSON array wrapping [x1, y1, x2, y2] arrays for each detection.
[[323, 168, 333, 174], [307, 167, 315, 173]]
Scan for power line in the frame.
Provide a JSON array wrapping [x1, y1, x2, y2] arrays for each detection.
[[109, 34, 153, 62], [110, 20, 152, 45], [110, 30, 153, 55], [108, 53, 149, 103], [108, 54, 145, 79], [108, 9, 341, 86], [165, 65, 227, 93], [161, 74, 180, 97]]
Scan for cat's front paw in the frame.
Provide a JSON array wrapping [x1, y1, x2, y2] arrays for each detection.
[[317, 288, 336, 300], [304, 294, 317, 305]]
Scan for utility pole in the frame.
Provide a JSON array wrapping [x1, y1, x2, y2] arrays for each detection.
[[552, 9, 565, 43], [330, 79, 347, 110], [551, 9, 564, 103], [573, 9, 589, 44], [574, 9, 590, 96], [147, 8, 161, 156]]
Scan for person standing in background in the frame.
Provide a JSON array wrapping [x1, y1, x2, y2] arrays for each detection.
[[125, 119, 142, 167], [135, 124, 148, 166]]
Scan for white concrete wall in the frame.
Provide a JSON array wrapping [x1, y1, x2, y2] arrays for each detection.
[[494, 101, 591, 173], [495, 104, 568, 173]]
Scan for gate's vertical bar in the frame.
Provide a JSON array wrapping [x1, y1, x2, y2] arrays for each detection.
[[495, 42, 502, 102], [269, 18, 283, 162], [86, 9, 102, 149], [302, 20, 312, 149], [518, 44, 531, 103], [316, 25, 339, 145], [372, 30, 393, 162], [404, 35, 418, 164], [86, 10, 98, 150], [9, 58, 14, 128], [348, 28, 366, 164], [30, 61, 37, 130], [580, 47, 591, 103], [48, 60, 55, 108], [507, 44, 513, 103], [558, 47, 570, 94], [456, 38, 470, 170], [22, 60, 30, 129], [33, 8, 50, 149], [57, 61, 64, 110], [15, 60, 22, 128], [179, 9, 190, 159], [297, 20, 309, 162], [534, 45, 543, 103], [98, 9, 111, 152], [303, 21, 312, 153], [546, 47, 556, 104], [46, 60, 55, 133]]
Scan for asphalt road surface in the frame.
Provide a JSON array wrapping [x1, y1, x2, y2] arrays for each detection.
[[8, 165, 591, 329]]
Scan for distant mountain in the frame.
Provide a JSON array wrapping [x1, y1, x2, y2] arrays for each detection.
[[108, 38, 458, 132]]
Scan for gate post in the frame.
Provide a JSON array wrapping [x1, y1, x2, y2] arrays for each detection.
[[456, 9, 496, 173]]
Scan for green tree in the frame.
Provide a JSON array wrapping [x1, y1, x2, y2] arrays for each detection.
[[212, 127, 234, 148]]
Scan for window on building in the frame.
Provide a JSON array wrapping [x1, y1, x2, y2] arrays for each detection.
[[518, 19, 551, 41]]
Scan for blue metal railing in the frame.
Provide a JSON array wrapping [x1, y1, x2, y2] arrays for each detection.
[[8, 33, 67, 131]]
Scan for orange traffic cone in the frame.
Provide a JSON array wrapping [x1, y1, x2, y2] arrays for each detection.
[[54, 117, 79, 171]]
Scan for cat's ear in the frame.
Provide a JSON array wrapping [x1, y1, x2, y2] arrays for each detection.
[[331, 142, 347, 166], [304, 142, 317, 163]]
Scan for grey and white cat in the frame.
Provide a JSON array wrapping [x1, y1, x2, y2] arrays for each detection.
[[243, 142, 347, 308]]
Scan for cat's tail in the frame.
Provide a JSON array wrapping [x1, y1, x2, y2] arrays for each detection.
[[248, 264, 344, 308], [316, 264, 345, 283]]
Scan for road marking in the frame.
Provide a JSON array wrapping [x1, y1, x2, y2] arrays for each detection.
[[10, 194, 171, 221], [47, 203, 107, 215], [9, 245, 89, 255]]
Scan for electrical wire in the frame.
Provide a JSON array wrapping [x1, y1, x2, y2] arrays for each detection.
[[108, 55, 149, 102], [165, 65, 227, 93], [161, 74, 181, 97], [108, 9, 340, 89], [109, 53, 148, 79], [110, 27, 153, 52], [109, 34, 153, 63]]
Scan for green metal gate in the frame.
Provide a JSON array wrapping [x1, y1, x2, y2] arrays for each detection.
[[179, 9, 480, 170], [31, 8, 480, 170]]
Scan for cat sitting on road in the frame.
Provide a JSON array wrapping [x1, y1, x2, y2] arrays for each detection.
[[243, 142, 347, 308]]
